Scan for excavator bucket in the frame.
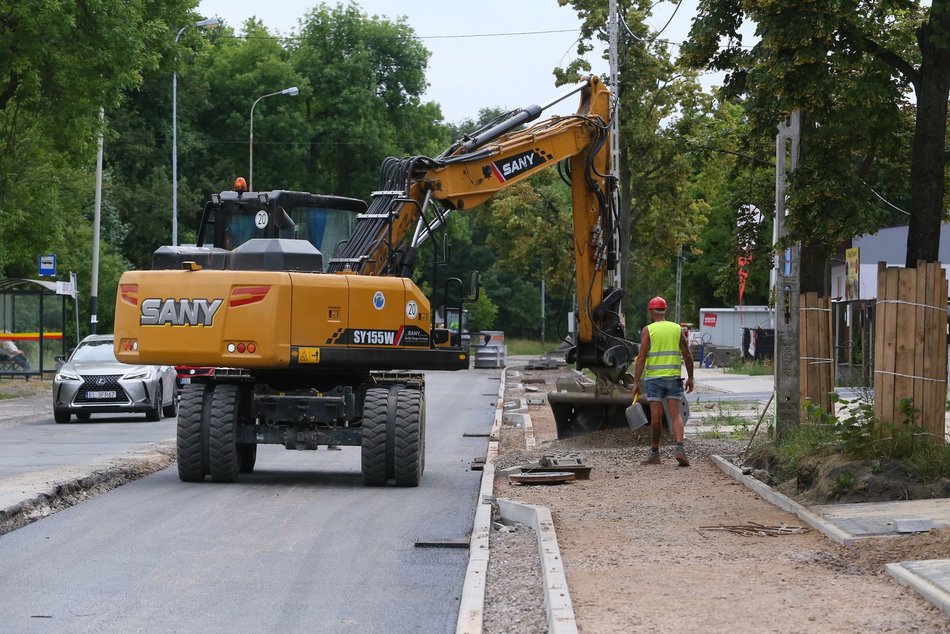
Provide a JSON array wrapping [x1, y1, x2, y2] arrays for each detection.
[[548, 376, 639, 438]]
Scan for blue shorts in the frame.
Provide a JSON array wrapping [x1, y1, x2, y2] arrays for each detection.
[[645, 377, 684, 402]]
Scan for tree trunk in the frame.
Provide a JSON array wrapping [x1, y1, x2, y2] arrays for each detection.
[[904, 0, 950, 267]]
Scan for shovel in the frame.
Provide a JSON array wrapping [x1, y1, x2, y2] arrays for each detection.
[[625, 390, 649, 431]]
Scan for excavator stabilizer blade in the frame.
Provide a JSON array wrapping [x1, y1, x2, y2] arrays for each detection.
[[548, 379, 635, 438]]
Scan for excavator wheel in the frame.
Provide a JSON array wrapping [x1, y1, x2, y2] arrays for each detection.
[[361, 388, 391, 486], [209, 384, 241, 483], [393, 388, 424, 487], [177, 383, 210, 482]]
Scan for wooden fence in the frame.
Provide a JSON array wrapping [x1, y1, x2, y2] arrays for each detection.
[[873, 262, 948, 439], [800, 292, 833, 413]]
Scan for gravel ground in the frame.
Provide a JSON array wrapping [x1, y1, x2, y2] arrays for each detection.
[[481, 365, 950, 633]]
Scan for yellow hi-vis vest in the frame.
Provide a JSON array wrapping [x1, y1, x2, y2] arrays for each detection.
[[644, 320, 682, 379]]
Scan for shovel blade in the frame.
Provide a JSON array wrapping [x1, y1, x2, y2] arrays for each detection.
[[625, 401, 649, 430]]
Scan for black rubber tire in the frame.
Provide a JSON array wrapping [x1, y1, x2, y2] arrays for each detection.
[[238, 443, 257, 473], [177, 383, 207, 482], [361, 388, 390, 486], [162, 381, 179, 418], [76, 412, 91, 421], [54, 409, 71, 424], [209, 384, 240, 483], [393, 388, 424, 487], [146, 384, 163, 421]]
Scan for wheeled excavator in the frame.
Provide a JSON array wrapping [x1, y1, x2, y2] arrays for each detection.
[[113, 75, 637, 485]]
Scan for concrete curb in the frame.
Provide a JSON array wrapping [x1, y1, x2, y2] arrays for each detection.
[[885, 561, 950, 618], [456, 368, 506, 634], [496, 499, 578, 634], [710, 454, 856, 545]]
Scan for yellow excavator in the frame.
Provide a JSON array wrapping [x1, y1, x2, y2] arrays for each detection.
[[113, 75, 636, 485]]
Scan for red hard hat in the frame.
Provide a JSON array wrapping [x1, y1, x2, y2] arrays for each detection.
[[648, 296, 668, 311]]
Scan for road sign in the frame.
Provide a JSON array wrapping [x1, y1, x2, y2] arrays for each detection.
[[39, 254, 56, 277]]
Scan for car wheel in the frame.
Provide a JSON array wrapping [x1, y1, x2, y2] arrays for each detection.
[[54, 409, 71, 424], [146, 384, 163, 421], [162, 381, 179, 418]]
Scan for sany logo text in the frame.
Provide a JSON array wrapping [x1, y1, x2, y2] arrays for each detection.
[[140, 298, 223, 326]]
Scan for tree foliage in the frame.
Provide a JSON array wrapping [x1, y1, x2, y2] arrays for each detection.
[[682, 0, 948, 276]]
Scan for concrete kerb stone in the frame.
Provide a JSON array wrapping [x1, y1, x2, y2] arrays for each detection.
[[885, 561, 950, 618], [710, 454, 856, 545], [496, 499, 578, 634], [457, 366, 571, 633], [457, 368, 506, 634]]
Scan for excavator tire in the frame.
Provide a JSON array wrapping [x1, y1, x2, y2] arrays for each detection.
[[393, 388, 424, 487], [361, 388, 390, 486], [209, 384, 240, 483], [177, 383, 208, 482]]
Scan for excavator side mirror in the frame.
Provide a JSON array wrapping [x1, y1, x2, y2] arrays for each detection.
[[465, 271, 480, 302]]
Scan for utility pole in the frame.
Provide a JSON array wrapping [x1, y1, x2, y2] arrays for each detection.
[[90, 108, 104, 335], [675, 245, 683, 324], [607, 0, 622, 293], [774, 110, 801, 438], [541, 278, 546, 342]]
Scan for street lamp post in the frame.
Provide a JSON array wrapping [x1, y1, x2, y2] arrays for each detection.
[[172, 17, 219, 247], [249, 86, 299, 191]]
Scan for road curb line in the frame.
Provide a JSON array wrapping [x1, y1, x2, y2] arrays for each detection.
[[885, 561, 950, 618], [0, 442, 175, 536], [496, 499, 578, 634], [456, 368, 506, 634], [710, 454, 856, 545]]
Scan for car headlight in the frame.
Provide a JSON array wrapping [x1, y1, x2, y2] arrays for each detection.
[[55, 370, 82, 381], [122, 369, 152, 381]]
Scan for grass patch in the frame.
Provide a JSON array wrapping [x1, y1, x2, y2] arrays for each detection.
[[505, 338, 559, 356], [747, 394, 950, 486], [725, 359, 773, 375]]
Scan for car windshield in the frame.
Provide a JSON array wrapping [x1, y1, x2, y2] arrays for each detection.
[[71, 339, 117, 363]]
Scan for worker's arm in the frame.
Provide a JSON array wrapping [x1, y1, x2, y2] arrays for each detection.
[[632, 327, 650, 394], [679, 331, 694, 393]]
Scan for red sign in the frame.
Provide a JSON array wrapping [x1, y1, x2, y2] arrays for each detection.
[[703, 312, 718, 327]]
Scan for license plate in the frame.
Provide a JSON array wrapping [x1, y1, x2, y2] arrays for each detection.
[[180, 377, 191, 384], [87, 390, 117, 399]]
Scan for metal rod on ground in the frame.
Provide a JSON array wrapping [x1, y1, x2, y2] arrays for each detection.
[[742, 393, 774, 456]]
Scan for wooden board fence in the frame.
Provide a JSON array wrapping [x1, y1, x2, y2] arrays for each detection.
[[873, 262, 947, 440], [800, 292, 833, 413]]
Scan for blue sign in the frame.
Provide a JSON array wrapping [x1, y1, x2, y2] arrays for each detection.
[[39, 254, 57, 277]]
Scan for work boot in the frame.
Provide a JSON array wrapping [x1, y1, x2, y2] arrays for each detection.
[[640, 452, 661, 465], [674, 447, 690, 467]]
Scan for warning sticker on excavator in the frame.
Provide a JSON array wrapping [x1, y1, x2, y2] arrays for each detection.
[[297, 347, 320, 364]]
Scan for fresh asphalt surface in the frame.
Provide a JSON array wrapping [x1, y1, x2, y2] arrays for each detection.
[[0, 369, 499, 633]]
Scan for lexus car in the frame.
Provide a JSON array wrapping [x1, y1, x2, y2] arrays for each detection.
[[52, 334, 178, 424]]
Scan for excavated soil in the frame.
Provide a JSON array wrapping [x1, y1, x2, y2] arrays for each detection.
[[484, 363, 950, 633]]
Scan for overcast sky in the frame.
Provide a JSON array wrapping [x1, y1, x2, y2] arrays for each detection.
[[196, 0, 711, 123]]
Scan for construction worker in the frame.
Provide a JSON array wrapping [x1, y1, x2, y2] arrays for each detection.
[[632, 296, 694, 466]]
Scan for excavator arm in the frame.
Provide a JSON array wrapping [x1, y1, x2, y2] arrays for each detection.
[[328, 75, 634, 386]]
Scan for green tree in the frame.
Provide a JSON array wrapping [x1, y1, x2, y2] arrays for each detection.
[[290, 2, 446, 197], [681, 0, 947, 279], [556, 0, 710, 329]]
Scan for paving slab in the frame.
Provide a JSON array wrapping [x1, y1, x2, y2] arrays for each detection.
[[811, 499, 950, 537], [886, 560, 950, 618]]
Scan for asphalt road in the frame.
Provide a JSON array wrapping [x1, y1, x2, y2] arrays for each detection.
[[0, 369, 499, 633]]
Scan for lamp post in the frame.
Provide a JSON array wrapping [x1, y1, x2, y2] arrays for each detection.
[[249, 86, 299, 191], [172, 16, 219, 247]]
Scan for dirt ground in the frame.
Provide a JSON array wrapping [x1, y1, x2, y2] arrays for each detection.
[[492, 363, 950, 633]]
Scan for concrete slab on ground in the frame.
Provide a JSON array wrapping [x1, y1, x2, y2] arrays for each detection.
[[812, 499, 950, 537]]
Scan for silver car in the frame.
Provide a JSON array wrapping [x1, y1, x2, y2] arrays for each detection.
[[53, 334, 178, 424]]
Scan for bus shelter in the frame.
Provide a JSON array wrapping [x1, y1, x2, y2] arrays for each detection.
[[0, 278, 78, 378]]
